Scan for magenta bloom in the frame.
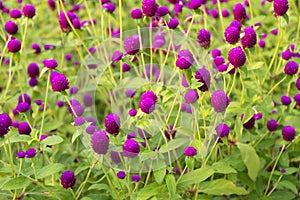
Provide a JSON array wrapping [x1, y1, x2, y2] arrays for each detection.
[[105, 113, 120, 136], [91, 130, 109, 155], [4, 20, 18, 35], [241, 27, 257, 49], [184, 146, 197, 157], [282, 126, 296, 141], [0, 113, 12, 136], [197, 29, 211, 49], [27, 62, 40, 78], [8, 39, 21, 53], [228, 46, 246, 68], [284, 61, 298, 75], [58, 12, 80, 33], [224, 26, 240, 44], [215, 123, 230, 137], [141, 91, 157, 102], [117, 171, 126, 179], [195, 66, 211, 92], [142, 0, 158, 17], [43, 59, 58, 69], [10, 9, 22, 18], [122, 139, 140, 158], [61, 171, 76, 189], [233, 3, 246, 23], [131, 174, 141, 182], [131, 8, 143, 19], [168, 18, 179, 29], [210, 90, 230, 113], [176, 56, 192, 70], [267, 119, 278, 131], [22, 4, 36, 18], [26, 148, 37, 158], [185, 90, 199, 104], [124, 35, 140, 55], [18, 122, 31, 135], [274, 0, 288, 16], [50, 72, 70, 92], [140, 98, 155, 114]]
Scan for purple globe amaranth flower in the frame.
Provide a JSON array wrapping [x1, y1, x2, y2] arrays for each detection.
[[212, 49, 221, 58], [197, 29, 211, 49], [176, 56, 192, 70], [282, 126, 296, 141], [128, 109, 137, 117], [50, 72, 70, 92], [65, 53, 72, 61], [29, 78, 38, 87], [156, 6, 169, 17], [48, 0, 56, 10], [22, 4, 36, 18], [86, 117, 96, 126], [141, 90, 157, 102], [124, 35, 140, 55], [16, 102, 31, 112], [142, 0, 158, 17], [178, 49, 194, 62], [258, 40, 266, 48], [110, 151, 121, 164], [274, 0, 288, 16], [17, 151, 26, 158], [184, 146, 197, 157], [243, 116, 255, 129], [117, 171, 126, 179], [164, 125, 176, 140], [211, 90, 230, 113], [122, 139, 140, 158], [217, 63, 229, 72], [57, 100, 64, 107], [83, 94, 93, 107], [122, 63, 131, 72], [27, 62, 39, 78], [61, 171, 76, 189], [228, 46, 246, 68], [4, 20, 18, 35], [91, 130, 109, 155], [230, 20, 242, 31], [215, 123, 230, 137], [168, 18, 179, 29], [125, 89, 136, 98], [282, 49, 292, 60], [222, 9, 230, 17], [140, 98, 155, 114], [70, 86, 79, 95], [241, 27, 257, 49], [174, 3, 183, 16], [188, 0, 202, 10], [233, 3, 246, 23], [18, 122, 31, 135], [284, 61, 298, 75], [281, 95, 291, 105], [32, 43, 41, 54], [112, 51, 123, 62], [224, 26, 240, 44], [18, 94, 31, 104], [86, 125, 96, 134], [102, 3, 116, 13], [0, 113, 12, 136], [267, 119, 278, 131], [26, 148, 37, 158], [74, 116, 85, 126], [43, 59, 58, 69], [131, 8, 143, 19], [296, 77, 300, 91], [293, 93, 300, 102], [10, 9, 22, 18], [58, 12, 80, 33], [213, 56, 225, 67], [185, 90, 199, 104], [131, 174, 141, 182], [127, 132, 136, 139], [105, 113, 120, 136], [254, 113, 263, 120], [8, 39, 21, 53]]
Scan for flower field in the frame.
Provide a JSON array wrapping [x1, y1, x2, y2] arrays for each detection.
[[0, 0, 299, 199]]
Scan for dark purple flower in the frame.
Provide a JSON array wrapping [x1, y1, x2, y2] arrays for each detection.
[[57, 100, 64, 107], [222, 9, 230, 17], [142, 0, 158, 17], [70, 86, 79, 95], [197, 29, 211, 49], [105, 113, 120, 136], [131, 174, 141, 182], [65, 54, 72, 61], [27, 62, 39, 78], [228, 46, 246, 68], [210, 8, 219, 18], [156, 6, 169, 17], [91, 130, 109, 155], [17, 151, 26, 158], [184, 146, 197, 157], [274, 0, 288, 16], [233, 3, 246, 23], [32, 43, 41, 54], [26, 148, 37, 158], [83, 94, 93, 107], [61, 171, 76, 189], [18, 122, 31, 135], [16, 102, 31, 112], [243, 116, 255, 129], [0, 113, 12, 137], [102, 3, 116, 13], [224, 26, 240, 44], [164, 125, 176, 140], [122, 63, 131, 72], [22, 4, 36, 18], [281, 95, 291, 105], [212, 49, 221, 58], [48, 0, 56, 10], [258, 40, 265, 48], [125, 89, 135, 98], [211, 90, 230, 113], [267, 119, 278, 131], [282, 126, 296, 141], [284, 61, 298, 75], [230, 20, 242, 31], [122, 139, 140, 158], [43, 59, 58, 69], [124, 35, 140, 55], [195, 66, 211, 92], [241, 27, 257, 48], [4, 20, 18, 35], [128, 109, 137, 117], [131, 8, 143, 19], [168, 18, 179, 29], [117, 171, 126, 179], [58, 12, 80, 33], [185, 90, 199, 104], [74, 116, 85, 126], [85, 125, 96, 134], [176, 56, 192, 70], [10, 9, 22, 18], [188, 0, 202, 10], [112, 51, 123, 63], [282, 49, 292, 60], [141, 91, 157, 102], [215, 123, 230, 137], [39, 134, 47, 141], [293, 93, 300, 102], [18, 93, 31, 104], [8, 39, 21, 53], [35, 100, 42, 105], [140, 98, 155, 114], [296, 78, 300, 91], [50, 72, 69, 92]]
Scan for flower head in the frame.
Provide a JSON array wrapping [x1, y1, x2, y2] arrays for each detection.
[[27, 62, 40, 78], [4, 20, 18, 35], [282, 126, 296, 141], [10, 9, 22, 18], [224, 26, 240, 44], [215, 123, 230, 137], [168, 18, 179, 29], [0, 113, 12, 137], [117, 171, 126, 179], [43, 59, 58, 69], [281, 95, 291, 105], [22, 4, 36, 18], [284, 61, 298, 75], [105, 113, 120, 136], [195, 66, 211, 92], [91, 130, 109, 155], [274, 0, 288, 16], [142, 0, 158, 17], [241, 27, 257, 49], [50, 72, 70, 92], [61, 171, 76, 189], [131, 8, 143, 19], [210, 90, 230, 113], [267, 119, 278, 131], [197, 29, 211, 49], [184, 146, 197, 157], [131, 174, 141, 182], [18, 122, 31, 135], [122, 139, 140, 158], [233, 3, 246, 23], [124, 35, 140, 55], [26, 148, 37, 158], [8, 39, 21, 53], [228, 46, 246, 68], [185, 90, 199, 104]]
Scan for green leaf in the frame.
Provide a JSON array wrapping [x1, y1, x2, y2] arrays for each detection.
[[184, 68, 192, 86], [211, 162, 237, 174], [41, 135, 64, 146], [36, 163, 64, 179], [269, 190, 295, 200], [165, 174, 176, 198], [72, 129, 83, 143], [2, 176, 31, 190], [136, 182, 166, 200], [200, 179, 248, 195], [237, 143, 260, 181], [153, 167, 166, 185], [88, 183, 109, 191], [278, 180, 298, 194], [282, 14, 289, 24], [178, 167, 214, 186], [159, 138, 189, 154], [42, 120, 64, 133]]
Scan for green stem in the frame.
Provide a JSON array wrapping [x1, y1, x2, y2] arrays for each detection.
[[39, 72, 50, 139]]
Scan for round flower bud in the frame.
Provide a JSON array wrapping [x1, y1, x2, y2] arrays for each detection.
[[197, 29, 211, 49], [233, 3, 246, 23], [210, 90, 230, 113], [105, 113, 120, 136], [215, 123, 230, 137], [141, 91, 157, 102], [228, 46, 246, 68], [282, 126, 295, 141], [0, 113, 12, 136], [26, 148, 37, 158], [50, 72, 70, 92], [91, 130, 109, 155], [17, 151, 26, 158], [224, 26, 240, 44], [4, 20, 18, 35], [184, 146, 197, 157], [176, 56, 192, 70], [61, 171, 76, 189], [274, 0, 288, 16], [8, 39, 21, 53], [281, 95, 291, 105], [284, 61, 298, 75], [22, 4, 36, 18], [140, 98, 155, 114], [18, 122, 31, 135], [168, 18, 179, 29], [124, 36, 140, 55], [27, 62, 39, 78], [10, 9, 22, 18], [267, 119, 278, 131], [241, 27, 257, 49], [122, 139, 140, 158], [43, 59, 58, 69], [131, 174, 141, 182], [142, 0, 158, 17], [184, 90, 199, 104], [117, 171, 126, 179], [131, 8, 143, 19]]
